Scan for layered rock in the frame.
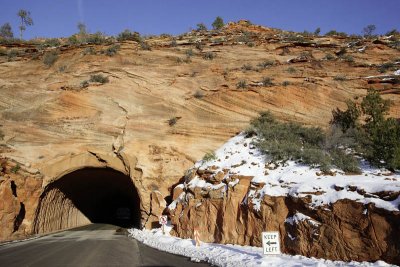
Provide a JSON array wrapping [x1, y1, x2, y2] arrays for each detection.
[[0, 21, 399, 242], [169, 184, 400, 264], [0, 159, 42, 241], [167, 134, 400, 264]]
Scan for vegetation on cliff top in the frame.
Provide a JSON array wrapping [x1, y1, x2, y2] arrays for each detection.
[[249, 90, 400, 173]]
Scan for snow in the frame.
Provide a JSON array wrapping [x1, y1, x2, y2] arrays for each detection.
[[365, 74, 395, 79], [180, 133, 400, 212], [129, 226, 394, 267], [394, 70, 400, 76], [285, 212, 320, 227], [168, 192, 186, 211]]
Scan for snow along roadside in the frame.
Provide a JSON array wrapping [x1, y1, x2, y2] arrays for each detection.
[[128, 227, 395, 267]]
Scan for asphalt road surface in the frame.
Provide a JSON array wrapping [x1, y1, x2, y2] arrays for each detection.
[[0, 224, 211, 267]]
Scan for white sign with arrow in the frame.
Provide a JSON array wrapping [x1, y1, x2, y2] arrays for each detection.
[[262, 231, 281, 255]]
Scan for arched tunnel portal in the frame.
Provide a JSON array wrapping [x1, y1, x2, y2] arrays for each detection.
[[33, 167, 141, 234]]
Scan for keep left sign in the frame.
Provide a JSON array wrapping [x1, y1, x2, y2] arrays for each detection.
[[262, 231, 281, 255]]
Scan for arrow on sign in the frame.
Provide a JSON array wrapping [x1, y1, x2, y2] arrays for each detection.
[[266, 241, 277, 246]]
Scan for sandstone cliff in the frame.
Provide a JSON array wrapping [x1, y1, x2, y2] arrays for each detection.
[[0, 21, 399, 249], [167, 134, 400, 264]]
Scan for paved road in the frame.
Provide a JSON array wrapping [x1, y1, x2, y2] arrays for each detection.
[[0, 224, 211, 267]]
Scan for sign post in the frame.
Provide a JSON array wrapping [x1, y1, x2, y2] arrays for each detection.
[[159, 215, 167, 235], [262, 231, 281, 255]]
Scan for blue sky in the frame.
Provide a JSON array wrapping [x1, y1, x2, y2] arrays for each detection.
[[1, 0, 399, 39]]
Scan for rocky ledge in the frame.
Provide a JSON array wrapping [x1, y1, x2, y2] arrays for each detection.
[[167, 134, 400, 264]]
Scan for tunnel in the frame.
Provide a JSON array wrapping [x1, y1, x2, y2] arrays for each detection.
[[33, 167, 141, 234]]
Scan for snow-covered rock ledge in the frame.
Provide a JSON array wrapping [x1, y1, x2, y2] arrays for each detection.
[[166, 133, 400, 264], [129, 227, 394, 267]]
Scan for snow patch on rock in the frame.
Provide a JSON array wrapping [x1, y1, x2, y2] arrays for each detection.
[[172, 133, 400, 212]]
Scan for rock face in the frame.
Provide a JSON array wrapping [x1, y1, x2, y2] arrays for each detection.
[[167, 133, 400, 264], [0, 21, 399, 247], [0, 160, 42, 240], [168, 168, 400, 265]]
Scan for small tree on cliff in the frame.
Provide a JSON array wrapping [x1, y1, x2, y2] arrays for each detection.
[[331, 90, 400, 171], [196, 23, 207, 32], [0, 23, 14, 39], [363, 24, 376, 38], [77, 22, 87, 35], [212, 16, 224, 30], [17, 9, 33, 39], [330, 100, 360, 132]]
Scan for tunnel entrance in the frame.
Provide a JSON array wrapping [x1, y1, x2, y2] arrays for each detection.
[[33, 168, 141, 234]]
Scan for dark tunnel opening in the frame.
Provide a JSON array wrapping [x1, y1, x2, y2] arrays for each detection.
[[34, 168, 141, 234]]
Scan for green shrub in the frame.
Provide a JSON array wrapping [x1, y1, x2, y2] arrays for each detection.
[[85, 32, 107, 44], [0, 22, 14, 38], [339, 54, 354, 63], [301, 30, 313, 37], [160, 33, 172, 38], [331, 100, 360, 131], [241, 63, 253, 71], [257, 60, 274, 69], [249, 111, 361, 173], [168, 117, 178, 126], [324, 53, 335, 60], [363, 24, 376, 38], [0, 38, 21, 45], [261, 77, 274, 87], [330, 149, 361, 174], [77, 22, 87, 35], [331, 90, 400, 171], [81, 80, 89, 88], [83, 47, 96, 55], [203, 151, 217, 162], [58, 65, 66, 72], [212, 16, 224, 30], [195, 42, 203, 51], [7, 49, 18, 61], [43, 51, 58, 67], [196, 23, 207, 32], [250, 113, 325, 164], [67, 35, 79, 45], [170, 39, 177, 47], [140, 41, 151, 50], [90, 74, 109, 84], [117, 30, 141, 42], [361, 89, 391, 124], [378, 62, 395, 73], [236, 31, 252, 44], [286, 67, 296, 74], [301, 148, 329, 168], [41, 38, 61, 48], [361, 118, 400, 170], [203, 52, 215, 60], [325, 30, 348, 37], [104, 44, 120, 56], [185, 49, 194, 57], [282, 81, 291, 86], [236, 80, 247, 89], [333, 75, 347, 81], [11, 164, 20, 174]]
